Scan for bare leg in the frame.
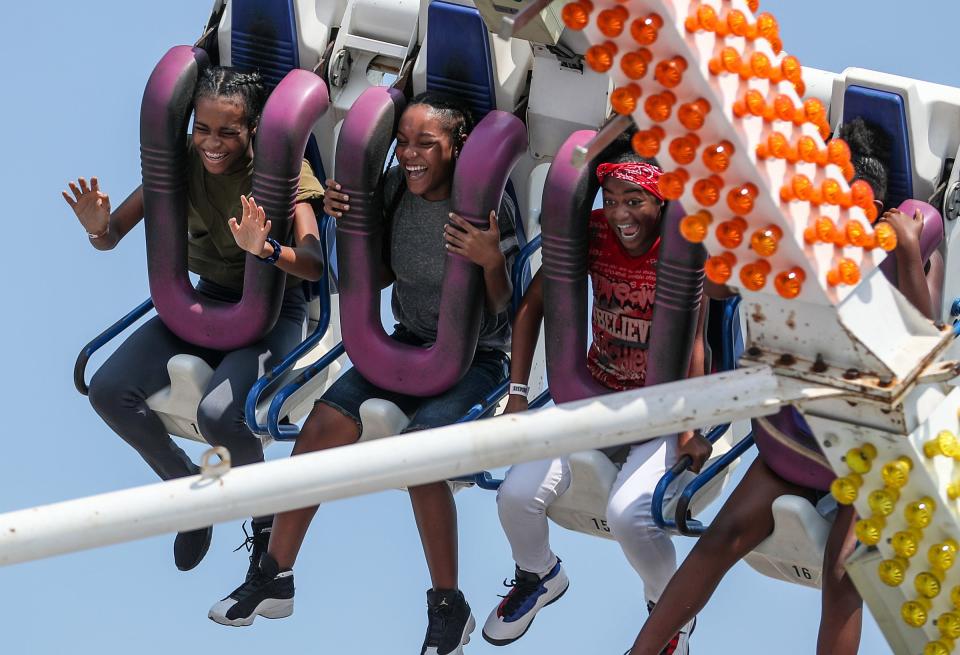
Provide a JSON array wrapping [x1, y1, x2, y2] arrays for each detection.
[[267, 403, 360, 568], [817, 504, 862, 655], [410, 482, 458, 590], [628, 459, 810, 655]]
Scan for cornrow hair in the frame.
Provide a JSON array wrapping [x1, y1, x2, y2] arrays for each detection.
[[193, 66, 268, 129], [838, 117, 891, 208], [595, 125, 669, 216]]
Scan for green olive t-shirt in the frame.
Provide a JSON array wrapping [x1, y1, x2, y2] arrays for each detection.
[[185, 139, 325, 291]]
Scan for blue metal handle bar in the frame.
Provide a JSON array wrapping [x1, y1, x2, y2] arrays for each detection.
[[719, 295, 742, 372], [267, 341, 347, 440], [511, 234, 542, 313], [74, 298, 155, 395], [951, 296, 960, 318], [529, 389, 552, 408], [651, 422, 733, 531], [673, 431, 756, 537], [245, 214, 335, 436]]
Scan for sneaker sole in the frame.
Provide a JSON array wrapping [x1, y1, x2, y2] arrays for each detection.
[[481, 579, 570, 647], [208, 598, 293, 627]]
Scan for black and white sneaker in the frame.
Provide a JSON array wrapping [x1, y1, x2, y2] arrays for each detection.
[[208, 553, 294, 627], [234, 518, 273, 582], [421, 589, 476, 655], [174, 526, 212, 571], [482, 561, 569, 646]]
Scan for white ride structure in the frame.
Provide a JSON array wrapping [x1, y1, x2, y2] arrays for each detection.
[[3, 1, 960, 654]]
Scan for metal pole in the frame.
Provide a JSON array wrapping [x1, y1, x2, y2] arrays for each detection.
[[0, 366, 821, 566]]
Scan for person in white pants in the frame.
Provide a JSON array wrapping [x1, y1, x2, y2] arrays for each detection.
[[481, 145, 710, 655]]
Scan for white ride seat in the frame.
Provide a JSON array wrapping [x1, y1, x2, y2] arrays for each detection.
[[744, 495, 832, 589]]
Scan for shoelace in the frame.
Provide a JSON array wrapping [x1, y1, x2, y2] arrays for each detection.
[[229, 566, 276, 600], [498, 574, 540, 617], [233, 521, 255, 554]]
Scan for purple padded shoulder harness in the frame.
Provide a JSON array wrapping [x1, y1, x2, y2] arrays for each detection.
[[878, 199, 945, 285], [141, 45, 329, 350], [541, 130, 705, 403], [335, 87, 527, 396]]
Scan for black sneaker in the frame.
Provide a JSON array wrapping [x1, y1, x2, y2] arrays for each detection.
[[174, 526, 212, 571], [234, 518, 273, 581], [208, 552, 294, 627], [421, 589, 476, 655]]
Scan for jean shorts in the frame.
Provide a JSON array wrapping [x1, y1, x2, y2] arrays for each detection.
[[318, 327, 509, 433]]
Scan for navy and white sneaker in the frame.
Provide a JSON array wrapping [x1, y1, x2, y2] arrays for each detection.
[[233, 518, 273, 582], [421, 589, 475, 655], [208, 553, 294, 627], [646, 601, 696, 655], [482, 560, 569, 646]]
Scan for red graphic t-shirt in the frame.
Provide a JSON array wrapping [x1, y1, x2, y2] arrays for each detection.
[[586, 208, 660, 391]]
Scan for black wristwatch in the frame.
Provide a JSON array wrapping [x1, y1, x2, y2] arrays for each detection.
[[257, 237, 282, 265]]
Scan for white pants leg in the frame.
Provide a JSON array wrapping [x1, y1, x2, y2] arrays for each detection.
[[606, 436, 679, 604], [496, 457, 571, 575]]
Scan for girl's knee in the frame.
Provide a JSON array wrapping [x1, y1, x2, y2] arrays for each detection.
[[497, 475, 548, 519], [293, 403, 360, 453], [87, 370, 130, 419]]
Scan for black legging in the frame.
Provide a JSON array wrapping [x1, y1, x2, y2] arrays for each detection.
[[88, 280, 307, 480]]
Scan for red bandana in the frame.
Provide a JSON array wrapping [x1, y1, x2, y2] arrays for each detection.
[[596, 162, 665, 201]]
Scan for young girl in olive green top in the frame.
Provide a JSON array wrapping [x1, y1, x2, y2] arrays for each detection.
[[62, 67, 324, 573]]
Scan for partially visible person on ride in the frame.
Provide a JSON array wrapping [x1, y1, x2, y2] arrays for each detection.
[[208, 91, 518, 655], [627, 117, 940, 655], [63, 67, 325, 573], [481, 132, 709, 655]]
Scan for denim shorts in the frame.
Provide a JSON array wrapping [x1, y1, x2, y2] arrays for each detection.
[[319, 327, 509, 433]]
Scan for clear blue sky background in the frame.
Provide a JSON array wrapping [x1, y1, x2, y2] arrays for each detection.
[[2, 2, 958, 653]]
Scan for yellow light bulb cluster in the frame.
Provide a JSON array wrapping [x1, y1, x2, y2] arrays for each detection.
[[830, 444, 876, 506], [925, 431, 960, 460], [929, 603, 960, 655]]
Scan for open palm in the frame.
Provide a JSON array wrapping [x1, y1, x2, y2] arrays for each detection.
[[62, 177, 111, 235], [229, 194, 272, 256]]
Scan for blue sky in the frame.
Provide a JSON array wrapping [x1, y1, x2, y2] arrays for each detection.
[[2, 1, 959, 653]]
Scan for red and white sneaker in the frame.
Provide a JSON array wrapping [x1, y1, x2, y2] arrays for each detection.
[[647, 601, 696, 655]]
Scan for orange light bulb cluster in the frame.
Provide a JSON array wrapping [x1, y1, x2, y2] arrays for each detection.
[[669, 133, 701, 165], [732, 91, 829, 138], [632, 126, 665, 158], [850, 180, 879, 222], [679, 210, 712, 243], [740, 259, 772, 291], [561, 0, 593, 31], [774, 267, 806, 299], [645, 91, 677, 123], [596, 5, 628, 37], [621, 48, 653, 80], [678, 99, 711, 131], [727, 183, 759, 215], [703, 141, 735, 173], [757, 133, 854, 175], [630, 13, 662, 46], [585, 41, 617, 73], [716, 217, 748, 249], [750, 225, 783, 257], [705, 251, 737, 284], [686, 6, 781, 54], [611, 83, 642, 115], [658, 169, 689, 201], [654, 56, 688, 88], [804, 216, 839, 245], [826, 258, 861, 287], [693, 175, 724, 206]]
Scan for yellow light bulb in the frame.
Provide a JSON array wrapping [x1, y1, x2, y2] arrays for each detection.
[[892, 529, 923, 559], [925, 431, 959, 459], [906, 498, 937, 529], [855, 517, 885, 546], [878, 557, 908, 586], [949, 482, 960, 501], [868, 488, 900, 517], [830, 474, 862, 505], [903, 599, 931, 627], [881, 457, 913, 489], [916, 570, 944, 598], [845, 447, 872, 474], [930, 541, 959, 571], [924, 639, 955, 655], [952, 586, 960, 610], [861, 443, 878, 460], [938, 612, 960, 639]]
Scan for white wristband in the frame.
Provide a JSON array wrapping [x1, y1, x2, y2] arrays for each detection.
[[509, 383, 530, 398]]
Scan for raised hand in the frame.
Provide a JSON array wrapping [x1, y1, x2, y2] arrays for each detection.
[[444, 210, 503, 269], [881, 207, 924, 249], [63, 177, 111, 237], [229, 195, 273, 257], [322, 178, 350, 218]]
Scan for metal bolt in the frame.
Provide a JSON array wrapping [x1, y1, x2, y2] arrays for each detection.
[[747, 346, 762, 357], [776, 353, 797, 366], [878, 375, 894, 388], [843, 368, 861, 380], [812, 354, 828, 373]]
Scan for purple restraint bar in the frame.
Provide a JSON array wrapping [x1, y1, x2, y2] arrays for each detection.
[[335, 87, 527, 396], [755, 199, 945, 491], [541, 130, 705, 404], [140, 46, 329, 350]]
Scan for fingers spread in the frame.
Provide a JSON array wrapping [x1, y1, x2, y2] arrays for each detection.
[[228, 217, 240, 233], [78, 177, 90, 193], [69, 182, 82, 201], [91, 177, 100, 192], [62, 191, 77, 207]]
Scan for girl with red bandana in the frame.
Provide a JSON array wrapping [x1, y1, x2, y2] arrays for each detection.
[[481, 140, 708, 655]]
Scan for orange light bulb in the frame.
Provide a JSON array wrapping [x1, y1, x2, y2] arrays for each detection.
[[727, 9, 748, 36], [679, 211, 712, 243], [821, 178, 843, 205], [585, 42, 616, 73], [632, 127, 664, 158], [740, 260, 772, 291], [611, 84, 642, 115], [749, 52, 772, 79], [775, 267, 806, 299], [746, 0, 760, 11], [827, 139, 852, 167], [768, 132, 789, 159], [644, 91, 676, 123], [804, 98, 827, 124], [798, 136, 819, 163], [669, 134, 701, 166], [791, 174, 814, 201], [781, 55, 803, 83], [814, 216, 837, 243], [850, 180, 876, 210], [696, 5, 718, 31], [773, 95, 796, 122], [845, 220, 867, 247], [621, 49, 652, 79], [721, 47, 742, 74], [597, 6, 628, 37], [874, 222, 898, 252], [631, 13, 662, 45], [756, 13, 778, 40], [678, 99, 710, 131], [751, 225, 783, 257], [705, 252, 737, 284], [561, 1, 591, 30], [728, 183, 759, 215], [703, 141, 735, 173], [693, 175, 723, 206], [827, 258, 861, 286], [655, 57, 687, 88], [658, 169, 688, 201], [716, 217, 748, 249]]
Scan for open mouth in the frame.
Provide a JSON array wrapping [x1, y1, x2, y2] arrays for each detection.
[[616, 223, 642, 241], [203, 150, 229, 163], [405, 164, 427, 181]]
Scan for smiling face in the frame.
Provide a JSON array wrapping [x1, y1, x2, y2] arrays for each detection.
[[395, 104, 458, 201], [601, 176, 663, 256], [191, 96, 254, 175]]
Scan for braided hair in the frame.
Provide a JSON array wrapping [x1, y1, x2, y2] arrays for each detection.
[[193, 66, 268, 130], [596, 126, 668, 218], [838, 117, 891, 208]]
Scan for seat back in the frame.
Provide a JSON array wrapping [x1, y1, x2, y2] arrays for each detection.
[[743, 495, 832, 589]]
